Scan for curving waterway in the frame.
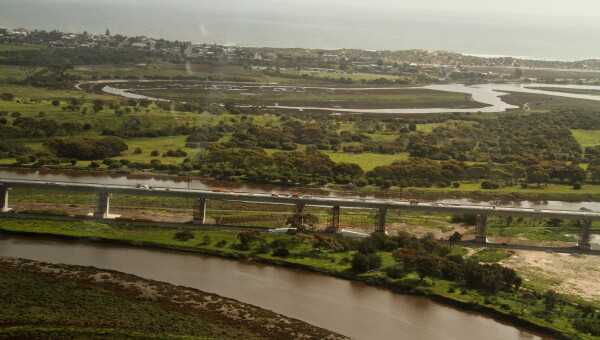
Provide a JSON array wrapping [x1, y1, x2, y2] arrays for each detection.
[[0, 235, 551, 340], [87, 81, 600, 114]]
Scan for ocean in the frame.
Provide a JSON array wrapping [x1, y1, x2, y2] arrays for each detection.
[[1, 0, 599, 61]]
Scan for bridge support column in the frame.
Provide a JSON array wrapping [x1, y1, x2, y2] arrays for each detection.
[[474, 214, 487, 243], [327, 206, 340, 233], [93, 192, 111, 219], [0, 184, 10, 212], [578, 219, 592, 250], [375, 207, 387, 233], [293, 203, 306, 227], [193, 198, 208, 225]]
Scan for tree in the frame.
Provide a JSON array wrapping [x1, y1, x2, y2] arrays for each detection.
[[351, 253, 370, 273], [62, 122, 82, 138], [415, 256, 441, 282], [237, 230, 261, 250], [543, 289, 560, 312], [448, 231, 462, 244], [514, 68, 522, 79], [173, 230, 195, 242], [291, 234, 315, 253], [566, 165, 586, 184], [286, 213, 319, 231], [527, 165, 550, 187], [0, 93, 14, 101], [312, 235, 343, 256], [105, 28, 111, 36]]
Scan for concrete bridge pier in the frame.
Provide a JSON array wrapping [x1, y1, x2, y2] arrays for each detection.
[[193, 198, 208, 225], [578, 219, 592, 250], [474, 214, 488, 243], [375, 207, 387, 233], [0, 184, 10, 212], [293, 203, 306, 227], [327, 206, 341, 233], [93, 192, 111, 218]]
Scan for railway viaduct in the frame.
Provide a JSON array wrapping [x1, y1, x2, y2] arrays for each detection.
[[0, 179, 596, 250]]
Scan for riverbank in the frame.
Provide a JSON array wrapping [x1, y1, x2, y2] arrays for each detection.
[[4, 165, 600, 204], [0, 256, 348, 340], [1, 217, 596, 339]]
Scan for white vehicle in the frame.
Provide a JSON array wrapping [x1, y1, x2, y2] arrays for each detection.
[[269, 228, 297, 234], [341, 229, 370, 239]]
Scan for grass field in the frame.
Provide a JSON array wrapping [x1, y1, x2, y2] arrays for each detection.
[[527, 87, 600, 96], [0, 43, 43, 52], [571, 129, 600, 149], [116, 135, 195, 163], [137, 86, 481, 109], [501, 91, 600, 112], [466, 65, 600, 80], [278, 69, 400, 82], [66, 62, 384, 86], [322, 150, 409, 170], [400, 180, 600, 196]]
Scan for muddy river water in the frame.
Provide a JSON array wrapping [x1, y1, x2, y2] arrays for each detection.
[[0, 235, 551, 340]]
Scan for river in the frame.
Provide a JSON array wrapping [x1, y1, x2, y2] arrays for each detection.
[[91, 81, 600, 114], [0, 235, 551, 340], [2, 167, 600, 211]]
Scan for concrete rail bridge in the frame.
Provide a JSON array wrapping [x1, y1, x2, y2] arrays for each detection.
[[0, 179, 596, 250]]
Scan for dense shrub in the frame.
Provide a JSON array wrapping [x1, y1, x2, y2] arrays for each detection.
[[173, 230, 195, 242], [45, 137, 128, 160]]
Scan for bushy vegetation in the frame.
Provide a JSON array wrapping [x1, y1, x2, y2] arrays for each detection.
[[45, 136, 128, 160]]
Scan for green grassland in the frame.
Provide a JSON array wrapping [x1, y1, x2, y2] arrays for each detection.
[[321, 150, 409, 171], [527, 87, 600, 96], [137, 88, 480, 109], [0, 43, 43, 52], [65, 62, 393, 86], [571, 129, 600, 149], [501, 91, 600, 112], [0, 65, 45, 82], [466, 65, 600, 80], [278, 69, 400, 81]]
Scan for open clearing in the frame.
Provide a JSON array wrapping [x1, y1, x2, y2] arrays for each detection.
[[501, 250, 600, 302]]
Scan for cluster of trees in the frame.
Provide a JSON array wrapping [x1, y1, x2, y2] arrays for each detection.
[[0, 47, 151, 71], [194, 143, 363, 184], [44, 136, 128, 160], [366, 158, 589, 189], [0, 140, 32, 158], [401, 113, 582, 163], [19, 69, 82, 89], [0, 116, 89, 139], [229, 228, 523, 295], [349, 232, 521, 292]]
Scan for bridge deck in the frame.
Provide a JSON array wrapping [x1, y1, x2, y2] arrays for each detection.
[[2, 179, 600, 221]]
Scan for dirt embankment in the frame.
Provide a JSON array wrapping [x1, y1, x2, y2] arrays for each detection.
[[500, 250, 600, 302]]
